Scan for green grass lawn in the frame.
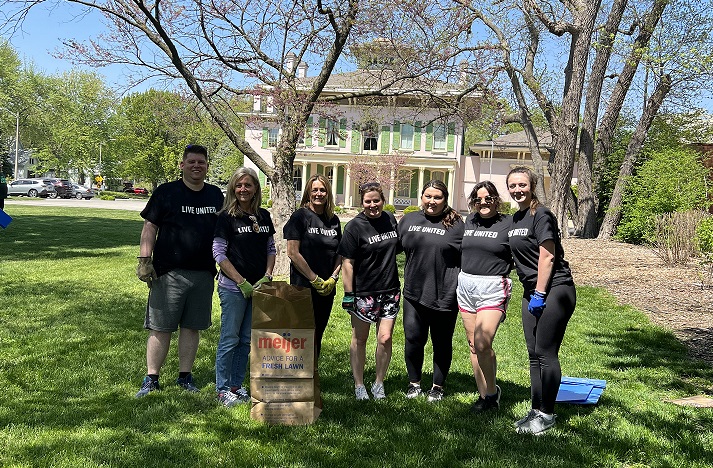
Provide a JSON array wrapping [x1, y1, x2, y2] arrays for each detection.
[[1, 205, 712, 467]]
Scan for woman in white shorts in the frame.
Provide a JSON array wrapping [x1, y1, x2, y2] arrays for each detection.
[[457, 181, 513, 412]]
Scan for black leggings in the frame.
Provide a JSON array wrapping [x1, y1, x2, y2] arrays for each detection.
[[403, 297, 458, 387], [521, 283, 576, 414], [311, 288, 335, 359]]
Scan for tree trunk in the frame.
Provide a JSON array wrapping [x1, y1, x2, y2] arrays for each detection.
[[575, 0, 628, 238], [598, 75, 672, 239]]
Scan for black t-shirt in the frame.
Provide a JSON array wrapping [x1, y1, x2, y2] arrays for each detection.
[[338, 211, 401, 295], [141, 179, 224, 276], [461, 213, 513, 277], [398, 210, 464, 311], [283, 207, 342, 288], [214, 208, 276, 284], [508, 206, 573, 293]]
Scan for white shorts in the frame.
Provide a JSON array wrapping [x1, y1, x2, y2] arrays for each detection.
[[457, 272, 512, 315]]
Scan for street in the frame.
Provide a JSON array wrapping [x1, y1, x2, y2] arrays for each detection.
[[5, 197, 148, 212]]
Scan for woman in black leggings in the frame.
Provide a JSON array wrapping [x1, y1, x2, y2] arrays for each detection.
[[506, 167, 576, 435], [398, 180, 464, 402]]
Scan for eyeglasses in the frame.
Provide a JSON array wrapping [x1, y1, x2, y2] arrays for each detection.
[[474, 196, 496, 204], [248, 215, 260, 233], [359, 181, 380, 192]]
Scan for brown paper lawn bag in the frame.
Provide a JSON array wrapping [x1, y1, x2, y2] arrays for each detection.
[[250, 281, 322, 425]]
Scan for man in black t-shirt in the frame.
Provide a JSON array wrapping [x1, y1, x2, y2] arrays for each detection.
[[134, 145, 224, 398]]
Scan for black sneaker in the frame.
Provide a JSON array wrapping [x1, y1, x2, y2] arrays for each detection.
[[426, 386, 444, 403], [135, 376, 160, 398], [471, 385, 501, 413], [176, 374, 199, 393]]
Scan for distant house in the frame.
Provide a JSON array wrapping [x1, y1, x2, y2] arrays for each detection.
[[243, 45, 477, 212], [468, 130, 579, 208]]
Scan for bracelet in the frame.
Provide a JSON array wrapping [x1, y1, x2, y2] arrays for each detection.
[[265, 274, 273, 281], [330, 274, 339, 281]]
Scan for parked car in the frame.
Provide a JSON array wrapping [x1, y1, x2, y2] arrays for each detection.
[[7, 179, 55, 198], [123, 185, 149, 195], [43, 178, 75, 199], [71, 184, 95, 200]]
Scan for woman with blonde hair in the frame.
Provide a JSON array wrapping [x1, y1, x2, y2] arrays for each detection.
[[338, 182, 401, 400], [398, 179, 464, 402], [213, 167, 276, 407], [284, 174, 342, 358], [506, 166, 576, 434]]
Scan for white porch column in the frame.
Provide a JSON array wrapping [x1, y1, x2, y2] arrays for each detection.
[[417, 167, 425, 194], [388, 168, 395, 205], [448, 168, 455, 201], [332, 163, 339, 202], [301, 162, 308, 193], [344, 166, 352, 207]]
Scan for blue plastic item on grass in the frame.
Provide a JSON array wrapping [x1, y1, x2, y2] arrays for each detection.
[[0, 209, 11, 229], [556, 376, 606, 405]]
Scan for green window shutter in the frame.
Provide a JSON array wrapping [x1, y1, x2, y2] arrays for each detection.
[[409, 170, 418, 198], [318, 118, 326, 146], [305, 117, 313, 146], [444, 171, 449, 185], [261, 128, 269, 149], [351, 129, 361, 153], [258, 170, 266, 187], [317, 164, 324, 175], [424, 170, 431, 182], [306, 164, 311, 179], [392, 122, 400, 150], [447, 123, 456, 152], [414, 121, 422, 151], [339, 118, 347, 148], [425, 124, 433, 151], [380, 126, 390, 154], [337, 166, 345, 193]]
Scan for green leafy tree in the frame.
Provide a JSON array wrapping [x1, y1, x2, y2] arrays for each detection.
[[617, 147, 709, 244]]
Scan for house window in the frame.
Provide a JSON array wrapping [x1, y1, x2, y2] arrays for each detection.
[[325, 166, 334, 186], [433, 124, 447, 151], [268, 128, 279, 148], [363, 124, 378, 151], [401, 124, 414, 150], [431, 170, 445, 182], [396, 170, 412, 197], [293, 167, 302, 191], [326, 119, 339, 146]]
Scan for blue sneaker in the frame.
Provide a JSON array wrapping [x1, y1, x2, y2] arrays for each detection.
[[176, 374, 199, 392], [136, 376, 160, 398]]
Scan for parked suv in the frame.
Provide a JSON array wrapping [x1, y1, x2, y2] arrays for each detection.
[[7, 179, 54, 198], [43, 178, 75, 199]]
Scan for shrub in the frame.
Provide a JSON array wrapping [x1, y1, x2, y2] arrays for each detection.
[[99, 194, 115, 201], [334, 205, 344, 214], [383, 204, 395, 213], [498, 203, 518, 215], [617, 147, 708, 244], [403, 205, 420, 214], [261, 186, 271, 205], [696, 215, 713, 288], [651, 210, 706, 265]]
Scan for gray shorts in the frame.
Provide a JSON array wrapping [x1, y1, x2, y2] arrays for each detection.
[[144, 269, 214, 332], [352, 289, 401, 324], [457, 272, 512, 315]]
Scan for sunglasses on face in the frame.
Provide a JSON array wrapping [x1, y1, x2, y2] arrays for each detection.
[[248, 215, 260, 233], [474, 196, 496, 204]]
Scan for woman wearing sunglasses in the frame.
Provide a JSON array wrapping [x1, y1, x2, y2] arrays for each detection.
[[212, 167, 276, 407], [398, 180, 464, 402], [338, 182, 401, 400], [284, 174, 342, 359], [457, 181, 513, 413]]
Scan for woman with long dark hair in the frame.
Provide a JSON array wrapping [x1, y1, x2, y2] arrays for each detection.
[[213, 167, 276, 407], [458, 181, 513, 413], [398, 180, 464, 402], [506, 166, 576, 434]]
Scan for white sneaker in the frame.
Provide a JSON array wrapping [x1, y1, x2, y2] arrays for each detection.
[[355, 384, 370, 400], [513, 409, 539, 428], [516, 411, 556, 435], [371, 382, 386, 399]]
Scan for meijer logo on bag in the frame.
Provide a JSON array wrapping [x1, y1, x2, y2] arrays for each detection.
[[257, 332, 307, 353]]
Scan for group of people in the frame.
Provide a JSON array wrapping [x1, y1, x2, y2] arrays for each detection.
[[134, 143, 576, 435]]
